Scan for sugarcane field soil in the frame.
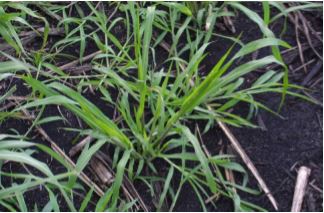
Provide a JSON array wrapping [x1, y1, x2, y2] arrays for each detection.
[[0, 2, 322, 212]]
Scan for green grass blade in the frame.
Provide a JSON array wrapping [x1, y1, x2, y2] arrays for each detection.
[[182, 126, 217, 194], [157, 166, 174, 211], [79, 187, 94, 212]]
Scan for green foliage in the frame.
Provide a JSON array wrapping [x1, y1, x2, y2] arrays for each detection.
[[0, 1, 321, 212]]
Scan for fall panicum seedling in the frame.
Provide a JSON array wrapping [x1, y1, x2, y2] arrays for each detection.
[[0, 1, 321, 212]]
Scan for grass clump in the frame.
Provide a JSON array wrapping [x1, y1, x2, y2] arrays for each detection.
[[0, 1, 321, 212]]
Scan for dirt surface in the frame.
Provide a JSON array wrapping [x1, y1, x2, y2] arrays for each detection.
[[233, 91, 323, 212], [0, 2, 322, 212]]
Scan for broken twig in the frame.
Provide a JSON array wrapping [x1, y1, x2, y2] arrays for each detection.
[[90, 156, 114, 185], [294, 13, 307, 73], [291, 166, 311, 212], [58, 50, 101, 71], [214, 117, 279, 210], [69, 135, 92, 157], [223, 7, 236, 33], [301, 61, 322, 86]]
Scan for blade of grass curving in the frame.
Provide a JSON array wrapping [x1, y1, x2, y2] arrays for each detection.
[[135, 6, 155, 131], [262, 2, 270, 26], [45, 186, 60, 212], [0, 140, 34, 150], [15, 189, 27, 212], [0, 200, 17, 212], [167, 41, 235, 125], [95, 188, 113, 212], [22, 76, 132, 149], [270, 2, 322, 23], [79, 187, 94, 212], [7, 2, 50, 50], [79, 23, 86, 63], [218, 56, 283, 88], [157, 166, 174, 211], [160, 2, 192, 16], [0, 172, 73, 198], [189, 179, 207, 211], [0, 150, 53, 177], [171, 43, 209, 96], [96, 150, 131, 211], [0, 23, 20, 54], [0, 60, 28, 73], [233, 37, 290, 60], [227, 2, 288, 109], [216, 120, 278, 210], [111, 150, 131, 209], [67, 139, 106, 189], [182, 126, 217, 194], [0, 86, 16, 103], [141, 6, 155, 80]]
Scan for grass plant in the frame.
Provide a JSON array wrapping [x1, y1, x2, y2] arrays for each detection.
[[0, 1, 321, 211]]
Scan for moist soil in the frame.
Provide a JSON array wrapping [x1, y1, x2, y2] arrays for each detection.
[[0, 2, 322, 212]]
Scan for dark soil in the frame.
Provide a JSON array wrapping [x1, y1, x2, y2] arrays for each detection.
[[0, 2, 322, 212]]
